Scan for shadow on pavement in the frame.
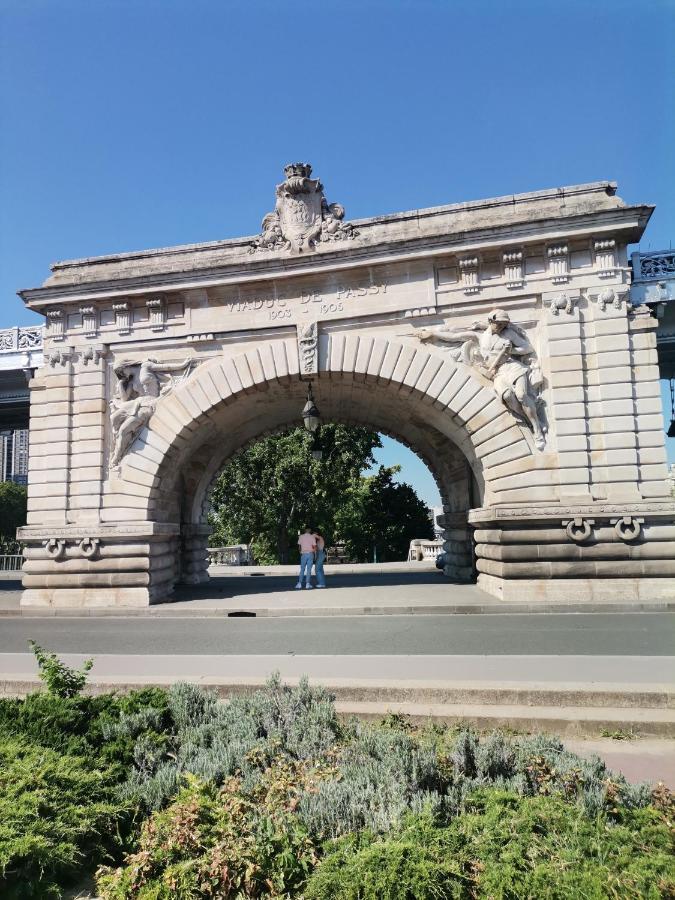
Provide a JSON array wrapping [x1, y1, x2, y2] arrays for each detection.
[[171, 569, 452, 603]]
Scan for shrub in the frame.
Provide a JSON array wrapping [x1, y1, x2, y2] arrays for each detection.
[[0, 686, 171, 768], [305, 791, 675, 899], [119, 675, 343, 811], [0, 737, 131, 899], [28, 640, 93, 699], [97, 772, 321, 899]]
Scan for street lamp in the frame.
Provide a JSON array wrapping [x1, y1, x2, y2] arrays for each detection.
[[302, 384, 323, 460], [302, 383, 321, 434]]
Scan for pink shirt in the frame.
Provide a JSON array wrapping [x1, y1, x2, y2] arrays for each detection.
[[298, 533, 316, 553]]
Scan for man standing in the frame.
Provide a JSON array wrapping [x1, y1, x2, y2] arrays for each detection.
[[296, 527, 316, 590], [312, 530, 326, 588]]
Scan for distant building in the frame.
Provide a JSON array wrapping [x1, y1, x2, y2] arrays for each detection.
[[0, 324, 43, 484]]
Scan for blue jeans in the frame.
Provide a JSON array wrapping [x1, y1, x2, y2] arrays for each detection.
[[298, 552, 314, 586], [314, 549, 326, 586]]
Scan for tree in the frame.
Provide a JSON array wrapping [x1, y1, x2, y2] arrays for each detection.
[[335, 465, 434, 562], [209, 425, 381, 563], [0, 481, 26, 552]]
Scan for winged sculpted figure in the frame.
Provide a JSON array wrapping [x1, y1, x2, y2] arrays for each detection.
[[416, 309, 546, 450], [109, 358, 194, 469]]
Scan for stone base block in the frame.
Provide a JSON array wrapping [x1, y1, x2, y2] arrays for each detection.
[[21, 588, 154, 608], [470, 501, 675, 604], [17, 522, 181, 609], [477, 574, 675, 604]]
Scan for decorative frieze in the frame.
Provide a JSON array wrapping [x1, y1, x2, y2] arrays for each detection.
[[46, 309, 65, 342], [547, 244, 569, 284], [594, 238, 617, 278], [635, 250, 675, 279], [544, 291, 577, 316], [146, 297, 166, 331], [503, 250, 524, 288], [48, 349, 72, 367], [0, 326, 44, 353], [458, 257, 480, 295], [112, 301, 132, 335], [589, 287, 628, 313]]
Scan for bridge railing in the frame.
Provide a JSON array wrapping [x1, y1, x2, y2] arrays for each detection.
[[0, 326, 44, 354], [407, 539, 444, 562], [208, 545, 253, 566], [0, 555, 23, 571]]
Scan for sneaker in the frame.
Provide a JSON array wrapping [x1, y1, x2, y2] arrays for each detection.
[[316, 584, 326, 588], [295, 583, 302, 590], [305, 585, 314, 589]]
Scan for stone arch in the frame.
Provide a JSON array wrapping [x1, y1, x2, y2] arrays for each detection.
[[101, 334, 546, 591], [108, 334, 539, 516]]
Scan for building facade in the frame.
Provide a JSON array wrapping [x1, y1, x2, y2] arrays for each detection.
[[14, 171, 675, 607]]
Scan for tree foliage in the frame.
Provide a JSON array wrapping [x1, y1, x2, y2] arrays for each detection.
[[0, 481, 26, 549], [335, 465, 434, 563], [208, 426, 381, 563], [209, 428, 435, 564]]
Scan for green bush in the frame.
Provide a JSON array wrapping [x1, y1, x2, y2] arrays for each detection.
[[118, 675, 343, 811], [97, 771, 321, 899], [1, 662, 671, 900], [28, 640, 93, 698], [0, 683, 171, 897], [0, 481, 26, 542], [0, 737, 131, 899], [0, 687, 171, 767], [305, 791, 675, 899]]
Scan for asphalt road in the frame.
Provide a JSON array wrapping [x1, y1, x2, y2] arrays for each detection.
[[1, 613, 673, 656]]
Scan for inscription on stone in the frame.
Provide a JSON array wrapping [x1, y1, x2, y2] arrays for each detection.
[[223, 283, 387, 322]]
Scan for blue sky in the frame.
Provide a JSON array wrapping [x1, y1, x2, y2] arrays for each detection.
[[1, 0, 673, 501]]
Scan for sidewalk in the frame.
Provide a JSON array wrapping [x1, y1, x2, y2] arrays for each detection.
[[2, 564, 674, 616], [2, 652, 674, 742]]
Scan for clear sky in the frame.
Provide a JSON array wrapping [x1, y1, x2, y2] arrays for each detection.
[[1, 0, 673, 496]]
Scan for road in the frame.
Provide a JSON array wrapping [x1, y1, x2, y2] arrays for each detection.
[[2, 612, 673, 656]]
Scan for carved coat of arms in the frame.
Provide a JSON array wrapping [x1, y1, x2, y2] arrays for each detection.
[[251, 163, 357, 254]]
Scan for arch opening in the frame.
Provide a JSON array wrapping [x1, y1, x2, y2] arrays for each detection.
[[162, 377, 479, 588], [108, 336, 537, 602]]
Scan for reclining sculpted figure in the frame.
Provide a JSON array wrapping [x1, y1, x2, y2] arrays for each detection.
[[109, 358, 192, 469], [416, 309, 546, 450]]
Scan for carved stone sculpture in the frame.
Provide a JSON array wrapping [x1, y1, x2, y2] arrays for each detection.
[[109, 358, 194, 469], [416, 309, 547, 450], [298, 321, 318, 374], [250, 163, 357, 254]]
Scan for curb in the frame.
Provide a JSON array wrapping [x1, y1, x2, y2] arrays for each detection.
[[3, 676, 674, 738], [5, 601, 675, 618]]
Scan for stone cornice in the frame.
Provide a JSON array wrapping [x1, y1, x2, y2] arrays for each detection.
[[469, 502, 675, 524], [19, 206, 653, 310]]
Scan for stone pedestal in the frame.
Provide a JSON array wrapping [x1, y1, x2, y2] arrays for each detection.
[[180, 523, 211, 585], [438, 512, 473, 581], [18, 524, 180, 607], [470, 503, 675, 602]]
